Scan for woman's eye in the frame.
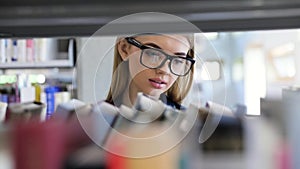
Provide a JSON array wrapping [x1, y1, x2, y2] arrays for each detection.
[[173, 58, 184, 65], [145, 50, 160, 57]]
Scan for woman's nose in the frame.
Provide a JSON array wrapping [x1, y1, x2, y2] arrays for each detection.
[[156, 60, 171, 74]]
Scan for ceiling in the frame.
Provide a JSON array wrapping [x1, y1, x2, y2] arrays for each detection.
[[1, 0, 300, 37]]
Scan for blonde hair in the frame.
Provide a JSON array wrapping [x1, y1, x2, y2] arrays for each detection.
[[106, 34, 195, 106]]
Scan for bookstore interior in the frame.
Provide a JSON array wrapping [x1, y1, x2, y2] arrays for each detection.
[[1, 1, 300, 169]]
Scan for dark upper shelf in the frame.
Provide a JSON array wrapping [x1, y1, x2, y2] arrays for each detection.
[[1, 0, 300, 37]]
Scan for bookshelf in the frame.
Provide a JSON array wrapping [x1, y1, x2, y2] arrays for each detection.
[[0, 60, 74, 69], [0, 38, 76, 69], [0, 37, 76, 120]]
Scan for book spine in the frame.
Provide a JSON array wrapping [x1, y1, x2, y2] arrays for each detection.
[[11, 40, 18, 61], [17, 39, 26, 62], [26, 39, 34, 62], [0, 39, 7, 63], [6, 39, 12, 63]]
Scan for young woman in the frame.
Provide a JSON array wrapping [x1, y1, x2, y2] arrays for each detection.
[[105, 33, 196, 169], [106, 33, 195, 109]]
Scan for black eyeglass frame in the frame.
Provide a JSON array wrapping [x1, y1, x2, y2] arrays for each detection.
[[125, 37, 195, 76]]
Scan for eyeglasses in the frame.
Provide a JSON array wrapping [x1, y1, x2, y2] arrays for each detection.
[[125, 37, 195, 76]]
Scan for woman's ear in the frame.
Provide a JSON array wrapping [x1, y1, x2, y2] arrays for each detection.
[[117, 38, 131, 61]]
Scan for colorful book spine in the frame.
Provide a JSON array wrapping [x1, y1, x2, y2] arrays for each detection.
[[44, 86, 58, 119], [26, 39, 34, 62], [11, 40, 18, 61]]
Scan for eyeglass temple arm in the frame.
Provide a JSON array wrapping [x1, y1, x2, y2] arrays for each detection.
[[125, 37, 143, 48]]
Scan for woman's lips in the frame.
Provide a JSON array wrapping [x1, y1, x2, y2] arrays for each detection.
[[149, 78, 167, 89]]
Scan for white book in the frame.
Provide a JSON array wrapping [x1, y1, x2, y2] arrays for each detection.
[[0, 39, 6, 63], [6, 39, 12, 63], [17, 39, 26, 62], [34, 38, 42, 62]]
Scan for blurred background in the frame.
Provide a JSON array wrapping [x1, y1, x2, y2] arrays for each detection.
[[1, 0, 300, 169]]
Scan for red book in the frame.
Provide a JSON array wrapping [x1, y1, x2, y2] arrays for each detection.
[[12, 120, 66, 169]]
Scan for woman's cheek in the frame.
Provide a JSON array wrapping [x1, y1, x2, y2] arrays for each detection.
[[128, 57, 147, 79]]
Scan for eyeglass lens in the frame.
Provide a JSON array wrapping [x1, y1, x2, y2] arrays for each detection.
[[141, 48, 192, 76]]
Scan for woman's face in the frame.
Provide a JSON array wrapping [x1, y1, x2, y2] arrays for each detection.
[[123, 35, 190, 99]]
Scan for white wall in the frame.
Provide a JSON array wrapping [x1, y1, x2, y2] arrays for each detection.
[[76, 36, 116, 103]]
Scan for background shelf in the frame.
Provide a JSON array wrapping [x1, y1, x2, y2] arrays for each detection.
[[0, 60, 74, 69]]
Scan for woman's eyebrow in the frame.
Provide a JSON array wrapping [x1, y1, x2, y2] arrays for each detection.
[[144, 43, 187, 56], [144, 43, 161, 49]]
